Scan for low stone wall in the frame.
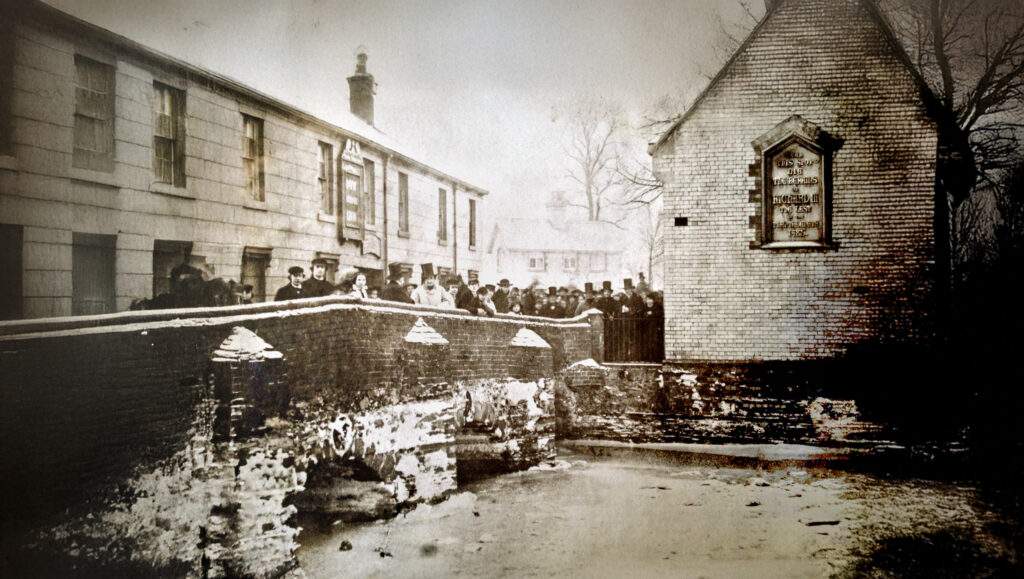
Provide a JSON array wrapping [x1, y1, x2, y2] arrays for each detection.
[[556, 360, 892, 446], [0, 298, 598, 576]]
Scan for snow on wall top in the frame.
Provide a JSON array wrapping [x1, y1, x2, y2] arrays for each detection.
[[404, 318, 449, 345], [211, 326, 283, 361], [510, 327, 550, 349]]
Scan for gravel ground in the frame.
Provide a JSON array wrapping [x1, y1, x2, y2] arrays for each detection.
[[296, 448, 1020, 578]]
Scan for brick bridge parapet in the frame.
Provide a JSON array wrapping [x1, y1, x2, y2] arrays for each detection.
[[0, 297, 604, 577]]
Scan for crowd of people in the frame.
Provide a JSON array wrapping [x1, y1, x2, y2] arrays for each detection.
[[137, 256, 665, 325], [273, 260, 665, 322], [132, 255, 664, 360]]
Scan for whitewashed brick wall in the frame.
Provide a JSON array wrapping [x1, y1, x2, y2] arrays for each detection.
[[652, 0, 939, 362]]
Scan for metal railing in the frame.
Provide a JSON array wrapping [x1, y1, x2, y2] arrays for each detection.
[[604, 316, 664, 363]]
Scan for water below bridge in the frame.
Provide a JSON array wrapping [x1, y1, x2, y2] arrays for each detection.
[[296, 445, 1020, 578]]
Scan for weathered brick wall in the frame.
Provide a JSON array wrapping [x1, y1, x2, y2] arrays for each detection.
[[0, 297, 595, 575], [1, 7, 484, 318], [556, 361, 890, 446], [653, 0, 939, 361]]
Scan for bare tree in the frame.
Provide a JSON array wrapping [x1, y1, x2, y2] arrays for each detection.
[[552, 97, 629, 223], [879, 0, 1024, 204], [617, 95, 691, 208], [638, 201, 665, 285]]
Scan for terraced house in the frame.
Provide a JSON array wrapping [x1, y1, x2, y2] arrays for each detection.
[[0, 0, 486, 319]]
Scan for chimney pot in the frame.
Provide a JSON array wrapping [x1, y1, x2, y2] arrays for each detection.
[[348, 50, 375, 126]]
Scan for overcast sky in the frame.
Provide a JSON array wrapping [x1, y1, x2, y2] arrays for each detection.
[[44, 0, 756, 221]]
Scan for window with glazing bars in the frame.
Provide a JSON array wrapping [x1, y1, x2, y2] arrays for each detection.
[[73, 55, 115, 172], [318, 141, 333, 213], [437, 188, 448, 242], [468, 198, 477, 248], [398, 172, 410, 235], [241, 114, 264, 201], [153, 83, 185, 186], [0, 19, 14, 156], [363, 158, 375, 227]]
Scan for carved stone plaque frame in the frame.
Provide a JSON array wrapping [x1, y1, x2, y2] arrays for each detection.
[[749, 115, 842, 251]]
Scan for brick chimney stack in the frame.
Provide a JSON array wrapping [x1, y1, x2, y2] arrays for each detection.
[[347, 50, 375, 126]]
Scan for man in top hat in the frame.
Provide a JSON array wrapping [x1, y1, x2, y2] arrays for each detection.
[[493, 279, 511, 313], [596, 281, 621, 318], [623, 278, 644, 316], [541, 286, 564, 318], [411, 263, 455, 308], [636, 272, 651, 294], [382, 263, 412, 303], [303, 257, 335, 298], [275, 266, 306, 301]]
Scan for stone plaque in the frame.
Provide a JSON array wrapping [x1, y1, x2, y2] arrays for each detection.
[[766, 139, 825, 244]]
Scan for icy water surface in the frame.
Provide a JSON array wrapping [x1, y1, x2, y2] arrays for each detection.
[[297, 447, 1019, 578]]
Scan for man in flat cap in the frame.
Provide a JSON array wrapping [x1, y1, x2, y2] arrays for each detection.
[[302, 257, 335, 298], [275, 266, 306, 301], [493, 279, 511, 313]]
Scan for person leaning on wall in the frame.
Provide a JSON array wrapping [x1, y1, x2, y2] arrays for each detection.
[[302, 257, 335, 298], [275, 266, 305, 301]]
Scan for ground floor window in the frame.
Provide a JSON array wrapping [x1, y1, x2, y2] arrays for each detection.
[[316, 252, 340, 284], [356, 267, 384, 290], [0, 224, 23, 320], [241, 247, 271, 303], [152, 239, 193, 298], [72, 232, 116, 315]]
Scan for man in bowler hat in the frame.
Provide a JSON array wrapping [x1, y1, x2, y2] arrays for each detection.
[[493, 279, 511, 313]]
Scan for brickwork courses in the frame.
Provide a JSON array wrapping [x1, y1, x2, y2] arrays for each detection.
[[0, 297, 597, 575], [652, 0, 941, 362]]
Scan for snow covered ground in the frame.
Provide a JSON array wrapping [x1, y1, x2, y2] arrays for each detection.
[[295, 447, 1019, 577]]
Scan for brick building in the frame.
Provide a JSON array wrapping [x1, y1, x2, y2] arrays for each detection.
[[0, 1, 486, 319], [651, 0, 946, 362]]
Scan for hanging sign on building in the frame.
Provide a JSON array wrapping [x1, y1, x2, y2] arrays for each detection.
[[765, 138, 826, 244], [339, 139, 364, 242]]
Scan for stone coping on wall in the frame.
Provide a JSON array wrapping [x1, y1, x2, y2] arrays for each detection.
[[0, 298, 596, 341]]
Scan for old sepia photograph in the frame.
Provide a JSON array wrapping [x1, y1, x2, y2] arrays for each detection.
[[1, 0, 1022, 576]]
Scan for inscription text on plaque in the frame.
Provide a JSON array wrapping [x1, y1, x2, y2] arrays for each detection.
[[765, 137, 827, 245]]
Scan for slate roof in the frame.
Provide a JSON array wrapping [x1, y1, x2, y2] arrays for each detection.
[[488, 218, 624, 254]]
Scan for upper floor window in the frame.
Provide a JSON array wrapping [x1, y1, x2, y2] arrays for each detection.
[[589, 252, 605, 273], [563, 255, 578, 271], [528, 254, 545, 272], [398, 172, 410, 235], [153, 82, 185, 187], [363, 158, 376, 228], [241, 114, 265, 201], [318, 141, 334, 214], [468, 198, 477, 249], [437, 187, 448, 243], [0, 19, 14, 156], [73, 55, 115, 172]]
